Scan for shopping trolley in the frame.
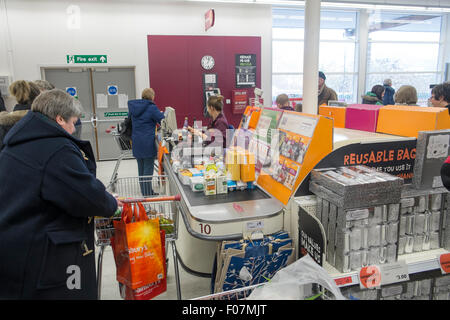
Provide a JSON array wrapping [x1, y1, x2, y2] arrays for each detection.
[[95, 175, 182, 300], [105, 126, 133, 192]]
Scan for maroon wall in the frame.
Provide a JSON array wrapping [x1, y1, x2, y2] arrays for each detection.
[[147, 35, 261, 128]]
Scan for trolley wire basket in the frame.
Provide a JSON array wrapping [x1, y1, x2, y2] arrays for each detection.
[[105, 126, 134, 192], [192, 283, 336, 300], [95, 175, 182, 300]]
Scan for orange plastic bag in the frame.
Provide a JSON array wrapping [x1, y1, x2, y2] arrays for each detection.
[[113, 202, 165, 290]]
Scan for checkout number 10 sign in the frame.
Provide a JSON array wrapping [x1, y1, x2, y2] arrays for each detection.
[[197, 223, 212, 235]]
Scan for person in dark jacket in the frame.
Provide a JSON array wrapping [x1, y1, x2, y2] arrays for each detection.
[[0, 89, 120, 300], [9, 80, 41, 111], [0, 92, 6, 112], [318, 71, 338, 106], [188, 94, 229, 149], [0, 109, 29, 149], [128, 88, 165, 196], [362, 85, 385, 105], [382, 78, 395, 105]]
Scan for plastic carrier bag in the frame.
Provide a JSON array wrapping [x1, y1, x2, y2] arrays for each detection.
[[247, 254, 346, 300]]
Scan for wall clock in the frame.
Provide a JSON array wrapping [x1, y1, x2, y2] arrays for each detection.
[[201, 55, 215, 70]]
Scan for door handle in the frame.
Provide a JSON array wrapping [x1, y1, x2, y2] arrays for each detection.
[[91, 116, 98, 129]]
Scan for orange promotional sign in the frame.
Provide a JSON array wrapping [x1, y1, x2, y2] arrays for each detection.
[[359, 265, 381, 289], [439, 253, 450, 274]]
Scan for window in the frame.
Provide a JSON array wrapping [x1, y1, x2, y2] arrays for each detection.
[[366, 12, 442, 106], [272, 9, 358, 104]]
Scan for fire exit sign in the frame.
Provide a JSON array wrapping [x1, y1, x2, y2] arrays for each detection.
[[67, 55, 107, 64]]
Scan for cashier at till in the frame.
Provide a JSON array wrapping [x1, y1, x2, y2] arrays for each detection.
[[188, 95, 229, 149]]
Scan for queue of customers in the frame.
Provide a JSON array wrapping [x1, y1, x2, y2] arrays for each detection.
[[275, 71, 450, 114]]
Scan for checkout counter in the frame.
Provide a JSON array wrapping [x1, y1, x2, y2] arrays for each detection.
[[158, 109, 285, 276], [162, 154, 284, 276]]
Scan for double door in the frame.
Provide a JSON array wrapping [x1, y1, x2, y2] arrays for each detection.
[[42, 66, 136, 160]]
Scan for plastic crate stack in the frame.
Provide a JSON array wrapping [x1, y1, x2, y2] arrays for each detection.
[[310, 165, 404, 273]]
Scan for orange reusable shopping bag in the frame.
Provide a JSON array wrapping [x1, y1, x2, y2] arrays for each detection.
[[113, 202, 165, 290]]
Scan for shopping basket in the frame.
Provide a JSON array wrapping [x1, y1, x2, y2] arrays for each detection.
[[95, 175, 182, 300]]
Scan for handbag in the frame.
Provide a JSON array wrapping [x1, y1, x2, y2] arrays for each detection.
[[112, 202, 165, 290]]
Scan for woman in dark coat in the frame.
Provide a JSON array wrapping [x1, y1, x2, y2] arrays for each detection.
[[0, 89, 120, 299], [128, 88, 165, 196]]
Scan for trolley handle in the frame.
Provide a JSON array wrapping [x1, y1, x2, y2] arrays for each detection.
[[120, 194, 181, 203]]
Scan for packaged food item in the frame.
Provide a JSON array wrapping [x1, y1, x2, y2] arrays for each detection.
[[190, 176, 204, 192], [204, 173, 217, 196], [178, 169, 192, 185], [216, 174, 228, 194], [236, 180, 247, 191], [226, 149, 241, 181], [227, 180, 237, 192], [240, 151, 255, 182]]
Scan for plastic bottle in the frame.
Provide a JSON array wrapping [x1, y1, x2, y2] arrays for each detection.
[[183, 117, 189, 129]]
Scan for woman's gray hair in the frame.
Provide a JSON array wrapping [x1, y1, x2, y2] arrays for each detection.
[[31, 89, 82, 121]]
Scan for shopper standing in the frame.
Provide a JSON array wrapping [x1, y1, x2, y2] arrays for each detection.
[[394, 85, 418, 106], [0, 89, 120, 299], [0, 92, 6, 112], [128, 88, 165, 196], [318, 71, 338, 106], [362, 85, 385, 105], [382, 78, 395, 105], [430, 82, 450, 112], [275, 93, 294, 111], [9, 80, 41, 111]]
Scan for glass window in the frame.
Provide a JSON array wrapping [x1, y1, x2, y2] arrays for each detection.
[[366, 12, 442, 106], [366, 73, 441, 106], [272, 8, 358, 104]]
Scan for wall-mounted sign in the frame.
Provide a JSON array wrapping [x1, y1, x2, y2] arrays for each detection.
[[235, 54, 256, 88], [107, 85, 118, 95], [205, 9, 215, 31], [67, 55, 107, 64], [66, 87, 77, 97]]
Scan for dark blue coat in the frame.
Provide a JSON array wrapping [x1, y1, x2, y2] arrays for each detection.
[[383, 85, 395, 105], [128, 99, 164, 159], [0, 111, 117, 299]]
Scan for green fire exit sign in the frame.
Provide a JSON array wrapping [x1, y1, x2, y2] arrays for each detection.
[[67, 55, 107, 64]]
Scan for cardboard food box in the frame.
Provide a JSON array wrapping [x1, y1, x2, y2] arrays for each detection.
[[376, 106, 450, 138], [345, 104, 383, 132], [319, 105, 346, 128]]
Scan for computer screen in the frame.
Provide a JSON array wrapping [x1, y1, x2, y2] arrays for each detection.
[[162, 106, 178, 136], [328, 100, 348, 107]]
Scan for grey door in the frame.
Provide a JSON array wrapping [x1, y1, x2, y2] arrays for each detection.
[[43, 67, 97, 156], [43, 66, 136, 161], [91, 67, 136, 160]]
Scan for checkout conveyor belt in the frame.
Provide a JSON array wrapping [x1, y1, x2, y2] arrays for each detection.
[[163, 154, 285, 241]]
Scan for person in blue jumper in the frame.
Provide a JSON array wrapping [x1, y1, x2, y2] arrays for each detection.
[[128, 88, 165, 196], [382, 78, 395, 105]]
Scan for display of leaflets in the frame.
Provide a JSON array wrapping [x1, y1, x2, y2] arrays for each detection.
[[278, 112, 318, 137], [278, 129, 311, 165], [254, 108, 283, 144]]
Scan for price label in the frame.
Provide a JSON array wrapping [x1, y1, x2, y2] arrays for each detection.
[[359, 261, 409, 289], [379, 261, 410, 285], [335, 276, 353, 287], [439, 253, 450, 274], [359, 265, 381, 289]]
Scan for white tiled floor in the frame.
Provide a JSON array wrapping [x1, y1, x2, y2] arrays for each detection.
[[95, 159, 211, 300]]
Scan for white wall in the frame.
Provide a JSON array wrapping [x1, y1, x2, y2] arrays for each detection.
[[0, 0, 273, 109]]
